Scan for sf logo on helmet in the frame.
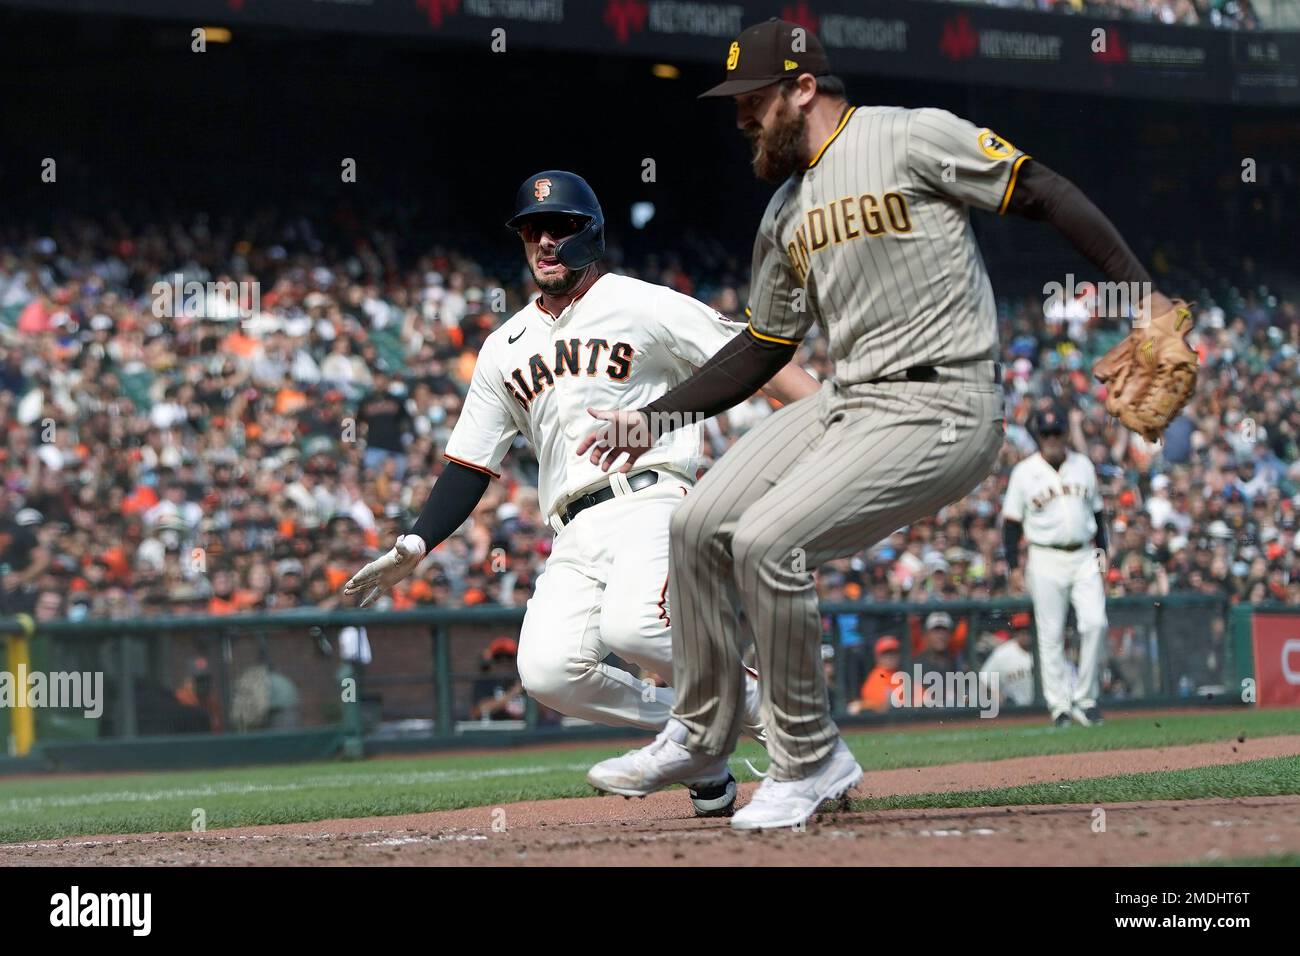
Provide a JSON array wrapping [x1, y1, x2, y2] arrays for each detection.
[[534, 178, 552, 201]]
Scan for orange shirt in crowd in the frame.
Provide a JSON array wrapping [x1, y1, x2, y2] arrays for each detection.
[[208, 596, 238, 616], [175, 681, 223, 733], [222, 329, 260, 359], [275, 388, 308, 415], [17, 299, 52, 334], [122, 485, 160, 516], [858, 666, 898, 712]]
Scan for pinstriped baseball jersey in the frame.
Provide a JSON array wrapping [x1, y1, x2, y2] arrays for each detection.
[[747, 105, 1028, 384]]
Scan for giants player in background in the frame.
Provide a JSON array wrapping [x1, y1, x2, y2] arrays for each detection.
[[345, 170, 818, 815], [1002, 406, 1109, 727]]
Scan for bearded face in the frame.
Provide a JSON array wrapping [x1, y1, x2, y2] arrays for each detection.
[[530, 257, 585, 296], [745, 90, 807, 184]]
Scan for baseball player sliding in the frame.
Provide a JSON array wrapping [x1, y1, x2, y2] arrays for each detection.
[[1002, 406, 1108, 728], [345, 170, 818, 817], [581, 19, 1194, 830]]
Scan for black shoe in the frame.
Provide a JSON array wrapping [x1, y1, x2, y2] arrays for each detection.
[[1053, 713, 1072, 728], [688, 772, 737, 817], [1073, 705, 1104, 727]]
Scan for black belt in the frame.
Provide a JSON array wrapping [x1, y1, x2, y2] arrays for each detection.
[[869, 363, 1002, 385], [1038, 542, 1085, 552], [559, 471, 660, 526]]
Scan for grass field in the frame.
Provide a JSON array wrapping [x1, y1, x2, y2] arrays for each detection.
[[1189, 853, 1300, 866], [1, 709, 1296, 846]]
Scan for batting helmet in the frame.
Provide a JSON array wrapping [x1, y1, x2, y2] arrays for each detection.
[[506, 170, 605, 271]]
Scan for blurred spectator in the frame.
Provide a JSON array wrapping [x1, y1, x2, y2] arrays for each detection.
[[916, 611, 958, 679], [0, 515, 49, 611], [470, 636, 525, 721], [358, 371, 413, 481], [849, 635, 904, 714], [174, 657, 224, 732], [979, 613, 1037, 707], [231, 661, 302, 731]]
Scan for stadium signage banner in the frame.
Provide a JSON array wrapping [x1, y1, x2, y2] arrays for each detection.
[[1250, 614, 1300, 708], [4, 0, 1293, 104], [1231, 32, 1300, 102]]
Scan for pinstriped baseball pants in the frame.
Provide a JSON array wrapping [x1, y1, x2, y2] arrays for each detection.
[[668, 368, 1004, 779]]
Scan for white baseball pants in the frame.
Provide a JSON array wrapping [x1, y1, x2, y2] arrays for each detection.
[[1026, 544, 1108, 718], [517, 473, 758, 730]]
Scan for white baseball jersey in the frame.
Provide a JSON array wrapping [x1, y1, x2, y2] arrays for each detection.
[[1001, 451, 1101, 547], [979, 639, 1034, 706], [443, 273, 746, 517]]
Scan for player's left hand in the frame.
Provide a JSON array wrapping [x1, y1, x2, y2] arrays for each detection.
[[576, 408, 654, 473], [342, 533, 427, 607]]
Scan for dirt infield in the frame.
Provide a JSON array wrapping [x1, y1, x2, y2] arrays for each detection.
[[4, 734, 1298, 866]]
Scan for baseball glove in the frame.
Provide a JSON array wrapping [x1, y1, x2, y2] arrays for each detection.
[[1093, 299, 1199, 443]]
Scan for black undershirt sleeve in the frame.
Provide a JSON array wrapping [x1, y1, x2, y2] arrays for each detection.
[[1002, 519, 1024, 571], [1094, 512, 1109, 553], [1005, 159, 1152, 289], [639, 329, 796, 437], [408, 460, 492, 550]]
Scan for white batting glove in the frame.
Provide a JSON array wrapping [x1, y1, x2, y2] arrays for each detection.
[[343, 534, 427, 608]]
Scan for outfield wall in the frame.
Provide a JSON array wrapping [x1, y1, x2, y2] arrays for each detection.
[[0, 595, 1271, 773]]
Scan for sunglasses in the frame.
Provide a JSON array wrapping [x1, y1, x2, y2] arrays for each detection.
[[515, 215, 585, 243]]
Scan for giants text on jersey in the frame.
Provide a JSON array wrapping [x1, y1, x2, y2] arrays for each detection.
[[443, 273, 749, 518]]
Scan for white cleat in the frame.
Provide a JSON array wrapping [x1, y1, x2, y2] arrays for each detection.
[[730, 737, 863, 831], [587, 719, 732, 798]]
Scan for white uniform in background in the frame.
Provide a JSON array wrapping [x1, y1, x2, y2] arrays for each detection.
[[444, 272, 760, 729], [979, 639, 1034, 707], [1002, 451, 1108, 721]]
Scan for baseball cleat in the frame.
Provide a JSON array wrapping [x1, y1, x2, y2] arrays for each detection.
[[1052, 712, 1072, 728], [688, 773, 738, 817], [586, 719, 731, 798], [1072, 705, 1104, 727], [730, 738, 863, 831]]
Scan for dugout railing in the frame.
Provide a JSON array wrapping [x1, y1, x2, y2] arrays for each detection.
[[0, 594, 1255, 773]]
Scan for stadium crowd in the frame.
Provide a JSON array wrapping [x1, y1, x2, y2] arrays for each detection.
[[950, 0, 1264, 29], [0, 212, 1297, 637]]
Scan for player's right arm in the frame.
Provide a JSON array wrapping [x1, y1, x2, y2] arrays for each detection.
[[344, 343, 518, 606], [1000, 464, 1027, 573]]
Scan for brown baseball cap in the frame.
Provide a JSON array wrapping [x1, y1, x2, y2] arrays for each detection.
[[699, 18, 831, 99]]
